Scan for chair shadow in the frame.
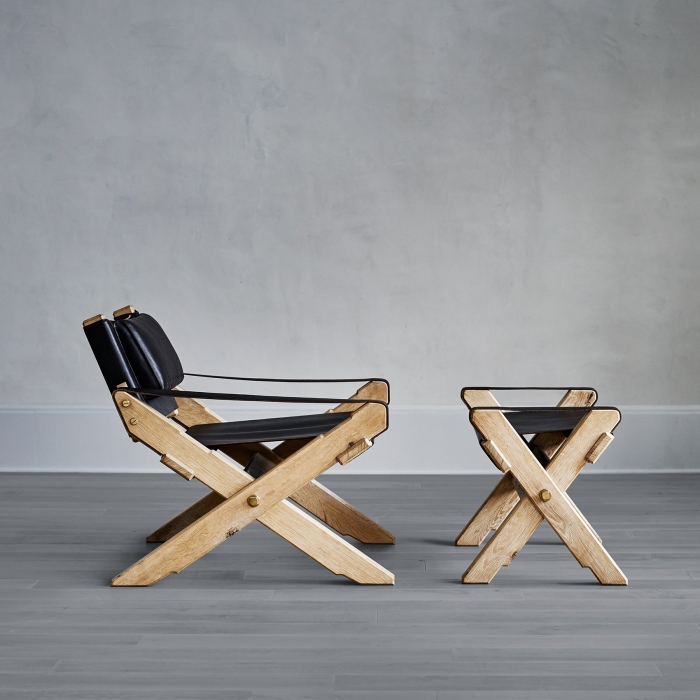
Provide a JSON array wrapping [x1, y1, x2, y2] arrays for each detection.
[[416, 538, 459, 547], [526, 540, 565, 546]]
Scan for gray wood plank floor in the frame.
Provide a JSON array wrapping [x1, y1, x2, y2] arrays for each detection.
[[0, 472, 699, 699]]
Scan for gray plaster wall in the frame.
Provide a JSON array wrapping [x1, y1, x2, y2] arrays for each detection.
[[1, 0, 699, 406]]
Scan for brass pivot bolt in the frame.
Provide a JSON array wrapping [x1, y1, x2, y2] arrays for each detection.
[[121, 399, 131, 407], [247, 495, 260, 507], [129, 418, 138, 426], [539, 489, 552, 502]]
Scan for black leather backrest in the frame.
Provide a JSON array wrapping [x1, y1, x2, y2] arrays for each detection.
[[83, 311, 182, 416], [114, 314, 184, 391], [83, 318, 140, 391]]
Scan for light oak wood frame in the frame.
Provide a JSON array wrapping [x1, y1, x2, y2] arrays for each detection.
[[150, 380, 395, 547], [456, 388, 627, 586], [109, 381, 395, 586]]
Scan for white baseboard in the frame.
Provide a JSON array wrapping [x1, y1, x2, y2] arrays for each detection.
[[0, 405, 698, 474]]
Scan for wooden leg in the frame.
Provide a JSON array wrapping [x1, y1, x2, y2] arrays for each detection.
[[561, 489, 602, 544], [113, 496, 394, 586], [272, 380, 394, 543], [463, 497, 542, 583], [112, 393, 393, 586], [146, 491, 225, 543], [464, 409, 626, 585], [244, 451, 395, 544], [292, 480, 395, 544], [262, 500, 394, 584], [455, 455, 601, 549], [463, 482, 612, 584], [455, 473, 519, 546]]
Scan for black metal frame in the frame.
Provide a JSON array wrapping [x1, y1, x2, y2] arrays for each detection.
[[461, 386, 621, 434], [112, 385, 387, 408], [112, 386, 390, 438], [468, 406, 621, 434], [185, 373, 390, 403]]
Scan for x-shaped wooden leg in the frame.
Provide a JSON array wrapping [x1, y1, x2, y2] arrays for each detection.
[[456, 389, 597, 546], [463, 407, 626, 585], [112, 390, 394, 586], [146, 382, 395, 545]]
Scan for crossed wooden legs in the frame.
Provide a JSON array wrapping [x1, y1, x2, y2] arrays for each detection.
[[111, 384, 394, 586], [457, 390, 626, 585], [146, 491, 226, 543], [455, 389, 596, 546], [147, 473, 395, 545], [146, 384, 395, 546]]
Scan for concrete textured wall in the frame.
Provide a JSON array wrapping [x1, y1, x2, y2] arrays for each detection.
[[2, 0, 699, 407]]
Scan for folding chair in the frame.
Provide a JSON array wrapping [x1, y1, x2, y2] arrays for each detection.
[[82, 306, 395, 586], [455, 387, 627, 585]]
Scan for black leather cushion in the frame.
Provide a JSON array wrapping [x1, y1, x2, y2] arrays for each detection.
[[114, 314, 184, 391], [83, 318, 140, 391], [505, 409, 589, 435], [186, 412, 352, 447]]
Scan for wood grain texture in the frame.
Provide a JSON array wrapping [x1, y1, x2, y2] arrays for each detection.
[[461, 388, 500, 409], [291, 479, 395, 543], [160, 454, 194, 481], [82, 313, 106, 327], [337, 438, 373, 466], [271, 381, 388, 460], [164, 403, 387, 537], [173, 389, 395, 545], [114, 491, 394, 586], [331, 380, 389, 412], [479, 440, 512, 473], [454, 472, 520, 546], [112, 305, 136, 317], [111, 392, 393, 585], [465, 408, 626, 585], [145, 491, 226, 543], [456, 387, 598, 547], [172, 394, 226, 429], [586, 432, 614, 464]]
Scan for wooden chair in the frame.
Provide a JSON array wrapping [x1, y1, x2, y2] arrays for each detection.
[[455, 387, 627, 585], [82, 306, 394, 586]]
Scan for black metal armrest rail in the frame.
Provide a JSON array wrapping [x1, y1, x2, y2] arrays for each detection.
[[112, 386, 388, 408], [468, 405, 622, 432], [186, 373, 390, 403], [468, 406, 617, 412], [112, 386, 389, 437], [462, 385, 597, 393]]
